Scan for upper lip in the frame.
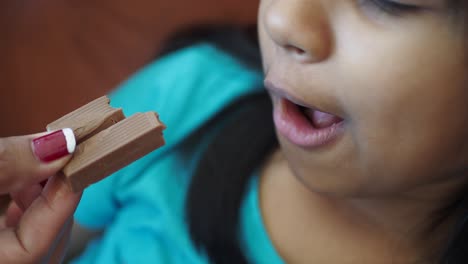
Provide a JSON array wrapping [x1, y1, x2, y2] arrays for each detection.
[[264, 78, 345, 120], [264, 79, 311, 108]]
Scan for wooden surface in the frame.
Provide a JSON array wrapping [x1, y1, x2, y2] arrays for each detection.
[[0, 0, 258, 136]]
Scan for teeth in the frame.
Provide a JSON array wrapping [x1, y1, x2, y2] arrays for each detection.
[[303, 108, 342, 128]]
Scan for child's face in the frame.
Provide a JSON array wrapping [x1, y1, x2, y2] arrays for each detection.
[[259, 0, 468, 196]]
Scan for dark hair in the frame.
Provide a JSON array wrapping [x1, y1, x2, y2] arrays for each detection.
[[159, 24, 468, 263], [441, 202, 468, 263], [186, 92, 276, 264], [440, 2, 468, 263]]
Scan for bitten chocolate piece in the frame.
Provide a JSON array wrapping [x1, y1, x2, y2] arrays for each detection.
[[46, 96, 166, 192], [47, 96, 125, 143], [62, 112, 165, 192]]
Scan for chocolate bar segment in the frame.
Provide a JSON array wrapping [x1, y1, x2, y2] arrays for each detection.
[[62, 112, 166, 192], [47, 96, 125, 143]]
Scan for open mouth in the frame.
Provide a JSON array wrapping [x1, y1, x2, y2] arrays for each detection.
[[273, 98, 345, 148]]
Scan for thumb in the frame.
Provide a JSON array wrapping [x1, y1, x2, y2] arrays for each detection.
[[0, 129, 76, 194]]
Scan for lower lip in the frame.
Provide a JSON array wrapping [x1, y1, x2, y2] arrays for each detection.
[[273, 98, 345, 149]]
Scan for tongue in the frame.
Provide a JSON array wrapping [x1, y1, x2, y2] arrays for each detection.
[[304, 108, 342, 128]]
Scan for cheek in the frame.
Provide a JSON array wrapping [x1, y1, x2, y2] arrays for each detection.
[[311, 21, 468, 192], [343, 40, 468, 186]]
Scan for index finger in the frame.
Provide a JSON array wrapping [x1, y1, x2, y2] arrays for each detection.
[[0, 129, 76, 194]]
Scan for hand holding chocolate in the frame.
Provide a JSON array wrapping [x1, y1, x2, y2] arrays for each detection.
[[47, 96, 166, 192]]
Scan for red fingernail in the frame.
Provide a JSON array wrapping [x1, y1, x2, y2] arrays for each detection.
[[32, 128, 76, 163]]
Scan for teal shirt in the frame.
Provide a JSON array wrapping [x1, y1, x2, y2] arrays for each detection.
[[72, 43, 284, 264]]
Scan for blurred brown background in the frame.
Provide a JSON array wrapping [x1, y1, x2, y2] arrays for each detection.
[[0, 0, 258, 137]]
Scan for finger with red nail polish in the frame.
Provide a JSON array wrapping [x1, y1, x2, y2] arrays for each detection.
[[0, 129, 76, 193], [32, 128, 76, 163]]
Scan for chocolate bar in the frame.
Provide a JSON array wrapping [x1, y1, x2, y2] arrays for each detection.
[[47, 96, 125, 143], [47, 96, 165, 192]]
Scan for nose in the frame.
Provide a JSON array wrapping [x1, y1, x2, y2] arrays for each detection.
[[262, 0, 333, 63]]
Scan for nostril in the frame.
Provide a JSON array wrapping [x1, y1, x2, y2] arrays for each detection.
[[285, 45, 306, 55]]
